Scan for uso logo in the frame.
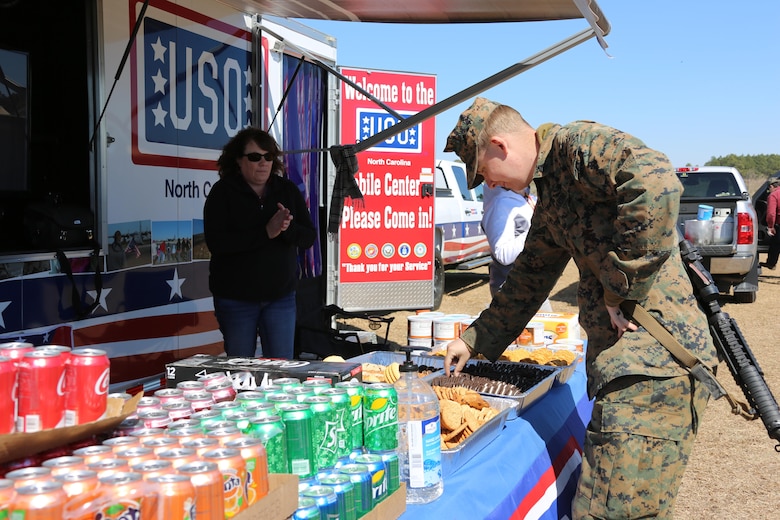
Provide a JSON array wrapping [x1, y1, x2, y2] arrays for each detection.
[[131, 2, 252, 168], [356, 109, 422, 153]]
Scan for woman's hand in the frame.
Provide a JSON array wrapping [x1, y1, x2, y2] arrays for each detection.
[[607, 304, 637, 339], [267, 203, 293, 238]]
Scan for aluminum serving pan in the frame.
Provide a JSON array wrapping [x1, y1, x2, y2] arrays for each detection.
[[347, 351, 445, 378], [439, 395, 514, 478]]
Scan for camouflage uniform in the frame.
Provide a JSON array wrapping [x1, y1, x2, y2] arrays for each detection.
[[451, 110, 717, 518]]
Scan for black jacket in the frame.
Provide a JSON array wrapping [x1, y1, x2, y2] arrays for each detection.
[[204, 173, 316, 302]]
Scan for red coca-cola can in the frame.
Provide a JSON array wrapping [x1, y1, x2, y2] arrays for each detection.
[[35, 345, 72, 365], [17, 350, 66, 432], [0, 342, 34, 361], [64, 348, 110, 426], [0, 356, 17, 434]]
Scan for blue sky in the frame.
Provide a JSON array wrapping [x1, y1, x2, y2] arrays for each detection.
[[300, 0, 779, 168]]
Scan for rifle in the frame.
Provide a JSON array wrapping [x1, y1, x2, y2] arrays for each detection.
[[679, 236, 780, 450]]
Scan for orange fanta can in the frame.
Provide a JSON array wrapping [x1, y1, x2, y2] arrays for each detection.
[[225, 437, 269, 505], [96, 472, 157, 520], [179, 461, 225, 520], [10, 481, 67, 519], [149, 474, 196, 520], [202, 447, 247, 517]]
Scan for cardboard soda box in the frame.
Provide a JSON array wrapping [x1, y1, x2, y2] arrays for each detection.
[[527, 312, 581, 345]]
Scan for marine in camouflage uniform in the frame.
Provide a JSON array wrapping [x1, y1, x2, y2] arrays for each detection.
[[444, 98, 718, 519]]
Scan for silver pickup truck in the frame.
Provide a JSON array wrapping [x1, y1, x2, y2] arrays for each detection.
[[676, 166, 759, 303]]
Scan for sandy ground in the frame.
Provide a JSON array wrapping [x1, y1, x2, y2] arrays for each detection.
[[343, 260, 780, 519]]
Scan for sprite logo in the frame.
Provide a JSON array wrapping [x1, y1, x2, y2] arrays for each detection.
[[371, 468, 388, 500], [365, 398, 397, 430], [321, 419, 339, 454]]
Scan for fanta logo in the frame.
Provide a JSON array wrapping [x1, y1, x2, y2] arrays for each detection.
[[96, 503, 141, 520], [95, 368, 110, 395], [224, 475, 241, 492]]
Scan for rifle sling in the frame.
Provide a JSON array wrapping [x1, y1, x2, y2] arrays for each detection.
[[623, 303, 757, 421]]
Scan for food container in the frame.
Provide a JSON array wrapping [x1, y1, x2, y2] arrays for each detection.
[[503, 345, 583, 385]]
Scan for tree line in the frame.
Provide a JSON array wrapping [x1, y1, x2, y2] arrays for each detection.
[[700, 154, 780, 180]]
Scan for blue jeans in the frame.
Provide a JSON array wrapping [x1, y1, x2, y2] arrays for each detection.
[[213, 292, 297, 358]]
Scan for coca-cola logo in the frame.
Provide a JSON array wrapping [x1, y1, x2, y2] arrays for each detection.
[[57, 371, 67, 397], [94, 368, 110, 395]]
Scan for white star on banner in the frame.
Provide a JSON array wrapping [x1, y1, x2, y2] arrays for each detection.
[[244, 65, 252, 86], [151, 37, 167, 62], [244, 91, 252, 112], [0, 301, 10, 329], [152, 102, 167, 127], [167, 269, 186, 300], [151, 69, 167, 94], [87, 287, 112, 313]]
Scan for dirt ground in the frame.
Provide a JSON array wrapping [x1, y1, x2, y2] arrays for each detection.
[[344, 260, 780, 519]]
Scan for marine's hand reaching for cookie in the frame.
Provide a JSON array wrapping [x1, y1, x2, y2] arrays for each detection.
[[444, 338, 472, 376]]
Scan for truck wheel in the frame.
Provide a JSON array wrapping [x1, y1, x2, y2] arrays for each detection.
[[433, 252, 445, 310], [733, 291, 757, 304]]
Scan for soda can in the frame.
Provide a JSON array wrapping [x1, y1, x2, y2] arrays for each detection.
[[266, 393, 297, 413], [136, 396, 162, 413], [303, 395, 339, 471], [35, 344, 72, 365], [53, 468, 99, 497], [181, 437, 221, 457], [319, 474, 357, 520], [72, 444, 114, 465], [301, 485, 339, 520], [372, 449, 400, 494], [128, 427, 167, 442], [108, 392, 133, 402], [211, 400, 241, 418], [258, 384, 286, 398], [203, 420, 236, 433], [149, 473, 197, 520], [278, 403, 316, 479], [137, 409, 172, 429], [178, 461, 225, 520], [141, 436, 180, 456], [157, 447, 199, 469], [244, 401, 277, 419], [0, 342, 34, 360], [224, 409, 255, 434], [207, 426, 244, 447], [246, 415, 288, 474], [41, 455, 86, 477], [225, 436, 270, 506], [336, 380, 365, 451], [196, 371, 229, 387], [271, 377, 301, 392], [205, 380, 236, 403], [167, 426, 204, 445], [154, 388, 185, 404], [86, 458, 130, 480], [102, 435, 141, 453], [363, 383, 398, 451], [114, 416, 143, 436], [162, 401, 193, 421], [97, 472, 157, 519], [191, 409, 223, 429], [302, 378, 332, 395], [202, 447, 248, 517], [63, 348, 109, 426], [168, 418, 201, 431], [320, 388, 352, 459], [287, 385, 316, 403], [10, 480, 66, 518], [16, 350, 66, 432], [293, 496, 321, 520], [0, 479, 12, 516], [234, 391, 265, 408], [0, 356, 17, 434], [185, 390, 215, 412], [131, 459, 174, 482], [354, 453, 388, 503], [337, 463, 373, 517], [176, 379, 205, 395], [5, 466, 52, 489], [114, 447, 156, 467]]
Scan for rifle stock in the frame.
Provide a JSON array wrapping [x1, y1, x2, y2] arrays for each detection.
[[679, 236, 780, 450]]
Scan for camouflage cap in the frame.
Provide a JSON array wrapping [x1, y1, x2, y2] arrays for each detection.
[[443, 97, 501, 189]]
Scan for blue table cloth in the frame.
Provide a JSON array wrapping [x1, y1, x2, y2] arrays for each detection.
[[402, 362, 592, 519]]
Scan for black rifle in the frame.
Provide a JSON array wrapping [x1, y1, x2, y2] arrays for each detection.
[[679, 237, 780, 450]]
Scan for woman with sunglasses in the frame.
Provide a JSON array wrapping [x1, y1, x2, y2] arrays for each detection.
[[204, 128, 316, 358]]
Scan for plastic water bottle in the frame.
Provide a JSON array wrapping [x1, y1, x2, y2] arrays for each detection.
[[394, 347, 443, 504]]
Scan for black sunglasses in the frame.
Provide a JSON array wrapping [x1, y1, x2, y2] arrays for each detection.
[[242, 152, 275, 162]]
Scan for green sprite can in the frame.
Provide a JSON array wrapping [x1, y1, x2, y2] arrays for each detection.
[[354, 453, 388, 504], [278, 403, 316, 479], [302, 378, 332, 395], [260, 384, 286, 398], [272, 377, 302, 392], [371, 449, 400, 494], [247, 415, 288, 474], [293, 496, 320, 520], [223, 409, 255, 434], [303, 395, 339, 471], [337, 463, 373, 518], [191, 409, 223, 430], [319, 474, 357, 520], [320, 388, 352, 459], [211, 400, 241, 419], [287, 386, 316, 403], [363, 383, 398, 451], [335, 380, 365, 451], [245, 401, 277, 419], [234, 391, 266, 408], [267, 393, 297, 413]]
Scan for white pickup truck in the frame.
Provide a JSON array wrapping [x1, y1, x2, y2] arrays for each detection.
[[433, 160, 492, 308]]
